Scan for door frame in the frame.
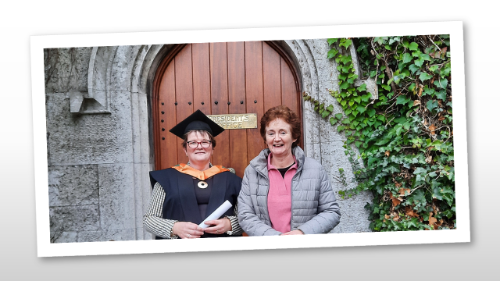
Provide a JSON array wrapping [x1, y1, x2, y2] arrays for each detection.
[[151, 41, 303, 170]]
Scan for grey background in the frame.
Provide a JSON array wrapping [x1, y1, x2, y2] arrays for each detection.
[[1, 1, 496, 280]]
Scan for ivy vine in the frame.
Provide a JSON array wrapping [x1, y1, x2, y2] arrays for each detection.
[[304, 35, 454, 231]]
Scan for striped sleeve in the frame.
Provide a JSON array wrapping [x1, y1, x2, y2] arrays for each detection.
[[143, 182, 178, 239], [226, 203, 243, 236]]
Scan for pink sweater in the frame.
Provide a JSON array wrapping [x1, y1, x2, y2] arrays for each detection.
[[267, 154, 297, 233]]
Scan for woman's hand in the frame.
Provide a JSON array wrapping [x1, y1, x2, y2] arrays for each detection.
[[280, 229, 304, 235], [203, 218, 231, 235], [172, 222, 204, 239]]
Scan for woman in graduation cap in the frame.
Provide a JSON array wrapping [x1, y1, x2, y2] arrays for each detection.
[[144, 110, 243, 239]]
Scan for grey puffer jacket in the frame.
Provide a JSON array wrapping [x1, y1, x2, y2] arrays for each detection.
[[238, 146, 341, 236]]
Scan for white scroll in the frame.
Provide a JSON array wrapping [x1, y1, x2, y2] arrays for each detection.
[[198, 200, 232, 229]]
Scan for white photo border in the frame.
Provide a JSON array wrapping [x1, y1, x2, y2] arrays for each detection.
[[31, 21, 469, 257]]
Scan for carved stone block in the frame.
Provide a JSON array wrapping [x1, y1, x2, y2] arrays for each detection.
[[49, 205, 100, 232], [48, 165, 99, 207]]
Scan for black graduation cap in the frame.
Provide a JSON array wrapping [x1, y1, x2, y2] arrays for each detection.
[[169, 109, 224, 138]]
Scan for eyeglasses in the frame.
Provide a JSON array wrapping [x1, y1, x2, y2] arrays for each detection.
[[187, 140, 212, 148]]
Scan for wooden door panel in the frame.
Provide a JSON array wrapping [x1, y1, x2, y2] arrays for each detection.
[[263, 42, 282, 109], [228, 42, 248, 178], [210, 42, 230, 167], [192, 43, 211, 114], [154, 41, 301, 175], [159, 60, 178, 169], [174, 45, 194, 163], [244, 41, 266, 161]]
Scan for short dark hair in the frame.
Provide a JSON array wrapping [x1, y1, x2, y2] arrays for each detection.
[[182, 130, 216, 149], [260, 105, 301, 148]]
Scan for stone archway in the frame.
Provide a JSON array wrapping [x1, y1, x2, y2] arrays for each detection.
[[84, 39, 373, 240]]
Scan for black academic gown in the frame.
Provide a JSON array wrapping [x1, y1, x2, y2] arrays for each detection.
[[149, 168, 242, 239]]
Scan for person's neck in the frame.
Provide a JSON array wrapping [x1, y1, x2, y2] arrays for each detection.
[[188, 161, 210, 171], [270, 152, 295, 169]]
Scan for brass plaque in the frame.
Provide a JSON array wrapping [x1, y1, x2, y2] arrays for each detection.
[[207, 113, 258, 130]]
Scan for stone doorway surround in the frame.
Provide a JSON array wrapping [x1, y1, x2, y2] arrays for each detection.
[[47, 40, 373, 243]]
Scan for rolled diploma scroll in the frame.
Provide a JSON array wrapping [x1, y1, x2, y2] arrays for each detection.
[[198, 200, 232, 229]]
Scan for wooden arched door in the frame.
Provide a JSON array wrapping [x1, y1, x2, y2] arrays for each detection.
[[153, 41, 302, 178]]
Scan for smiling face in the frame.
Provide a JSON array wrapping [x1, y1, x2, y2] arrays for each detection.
[[265, 118, 297, 158], [184, 131, 213, 166]]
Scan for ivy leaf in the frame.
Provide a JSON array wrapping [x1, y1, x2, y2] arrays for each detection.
[[337, 126, 345, 132], [375, 37, 387, 45], [409, 83, 416, 92], [342, 118, 350, 124], [419, 72, 433, 82], [327, 48, 339, 59], [389, 37, 400, 45], [326, 105, 334, 112], [434, 79, 448, 89], [341, 55, 352, 64], [393, 75, 401, 85], [368, 157, 379, 166], [381, 84, 391, 91], [384, 164, 400, 174], [394, 117, 407, 124], [327, 38, 338, 46], [420, 54, 431, 61], [403, 53, 413, 64], [361, 93, 371, 102], [357, 83, 367, 92], [409, 42, 419, 51], [367, 108, 376, 117], [375, 137, 391, 146], [412, 189, 427, 209], [427, 100, 438, 113], [321, 110, 330, 118], [414, 167, 427, 175], [422, 87, 435, 97], [414, 57, 425, 67], [357, 106, 367, 114], [340, 81, 349, 90], [440, 63, 451, 77], [409, 64, 420, 74], [329, 117, 337, 126], [436, 90, 447, 101], [429, 65, 440, 72], [396, 95, 411, 105], [441, 186, 455, 206], [339, 39, 352, 49]]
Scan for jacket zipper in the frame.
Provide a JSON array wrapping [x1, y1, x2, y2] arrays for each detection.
[[289, 166, 302, 231], [253, 153, 304, 232]]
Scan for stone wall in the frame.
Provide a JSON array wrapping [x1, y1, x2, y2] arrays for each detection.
[[46, 39, 373, 243], [46, 47, 148, 242], [281, 39, 373, 233]]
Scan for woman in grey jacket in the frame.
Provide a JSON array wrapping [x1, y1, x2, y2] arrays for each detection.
[[238, 105, 341, 236]]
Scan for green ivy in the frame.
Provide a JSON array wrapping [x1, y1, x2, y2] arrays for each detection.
[[304, 36, 454, 231]]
